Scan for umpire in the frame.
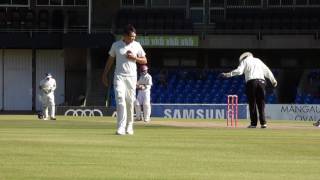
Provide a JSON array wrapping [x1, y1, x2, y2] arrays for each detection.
[[220, 52, 277, 128]]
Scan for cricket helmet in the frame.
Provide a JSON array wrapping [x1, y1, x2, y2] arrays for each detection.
[[140, 65, 148, 72], [45, 73, 52, 78], [239, 52, 253, 62]]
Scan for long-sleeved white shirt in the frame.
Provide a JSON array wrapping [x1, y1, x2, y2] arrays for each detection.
[[39, 77, 56, 95], [137, 73, 152, 91], [228, 56, 277, 84]]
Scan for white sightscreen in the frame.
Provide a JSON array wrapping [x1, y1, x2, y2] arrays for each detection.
[[0, 49, 3, 110], [3, 49, 32, 110]]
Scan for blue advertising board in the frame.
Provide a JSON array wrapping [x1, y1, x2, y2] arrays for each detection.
[[151, 104, 248, 119]]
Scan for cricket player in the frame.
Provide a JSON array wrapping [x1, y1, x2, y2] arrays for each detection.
[[102, 24, 147, 135], [39, 73, 57, 120], [135, 65, 152, 122], [220, 52, 277, 128]]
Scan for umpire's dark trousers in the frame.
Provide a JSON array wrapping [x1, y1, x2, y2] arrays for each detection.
[[246, 79, 267, 126]]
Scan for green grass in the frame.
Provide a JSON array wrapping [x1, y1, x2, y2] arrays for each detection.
[[0, 115, 319, 180]]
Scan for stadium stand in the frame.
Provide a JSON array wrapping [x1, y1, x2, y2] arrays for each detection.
[[6, 8, 21, 30], [1, 0, 320, 109], [0, 6, 87, 33], [52, 10, 64, 30], [0, 8, 6, 29], [115, 9, 193, 34], [24, 9, 36, 30], [38, 9, 50, 30], [296, 69, 320, 103], [109, 68, 279, 106], [216, 8, 320, 31]]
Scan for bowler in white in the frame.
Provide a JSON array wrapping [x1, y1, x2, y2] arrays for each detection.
[[102, 24, 147, 135]]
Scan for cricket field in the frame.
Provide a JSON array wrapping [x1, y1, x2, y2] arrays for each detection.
[[0, 115, 319, 180]]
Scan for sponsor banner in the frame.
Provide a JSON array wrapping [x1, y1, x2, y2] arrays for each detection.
[[56, 106, 116, 117], [55, 104, 320, 121], [137, 35, 199, 48], [151, 104, 248, 119], [266, 104, 320, 121], [116, 35, 199, 47]]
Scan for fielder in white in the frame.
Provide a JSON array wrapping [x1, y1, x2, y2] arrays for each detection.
[[39, 73, 57, 120], [102, 24, 147, 135], [135, 65, 152, 122]]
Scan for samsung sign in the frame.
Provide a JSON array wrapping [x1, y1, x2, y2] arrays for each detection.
[[56, 104, 320, 121], [57, 104, 248, 119], [152, 104, 248, 119]]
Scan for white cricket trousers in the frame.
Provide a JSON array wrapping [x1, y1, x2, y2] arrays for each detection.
[[114, 75, 136, 134], [135, 90, 151, 122], [41, 93, 55, 119]]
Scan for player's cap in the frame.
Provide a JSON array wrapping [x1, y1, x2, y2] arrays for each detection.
[[45, 73, 52, 78], [140, 65, 148, 72], [239, 52, 253, 62]]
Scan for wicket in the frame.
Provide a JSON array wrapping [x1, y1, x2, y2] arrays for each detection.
[[227, 95, 238, 127]]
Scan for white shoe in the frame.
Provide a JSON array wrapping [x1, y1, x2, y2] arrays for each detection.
[[126, 125, 133, 135], [43, 117, 49, 121], [126, 131, 134, 135]]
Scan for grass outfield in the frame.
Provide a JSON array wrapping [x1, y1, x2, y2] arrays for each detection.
[[0, 115, 319, 180]]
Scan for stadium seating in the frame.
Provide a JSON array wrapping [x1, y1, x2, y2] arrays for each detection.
[[24, 9, 36, 30], [109, 68, 279, 106], [6, 8, 21, 29], [38, 10, 50, 30], [150, 68, 279, 104], [0, 7, 87, 33], [115, 9, 193, 34], [215, 8, 320, 31], [0, 8, 6, 29], [295, 69, 320, 104], [52, 10, 64, 30], [0, 8, 37, 31]]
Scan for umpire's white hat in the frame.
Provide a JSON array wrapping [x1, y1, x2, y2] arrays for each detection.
[[239, 52, 253, 62]]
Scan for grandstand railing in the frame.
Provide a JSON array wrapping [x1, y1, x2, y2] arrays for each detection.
[[0, 28, 89, 33], [0, 0, 30, 7], [0, 26, 318, 38], [204, 28, 320, 35]]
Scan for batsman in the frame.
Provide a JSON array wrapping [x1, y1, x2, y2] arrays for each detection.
[[135, 65, 153, 122]]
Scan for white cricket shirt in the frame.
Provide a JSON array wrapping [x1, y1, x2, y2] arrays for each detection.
[[40, 77, 56, 95], [229, 56, 277, 84], [137, 73, 153, 91], [109, 40, 146, 77]]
